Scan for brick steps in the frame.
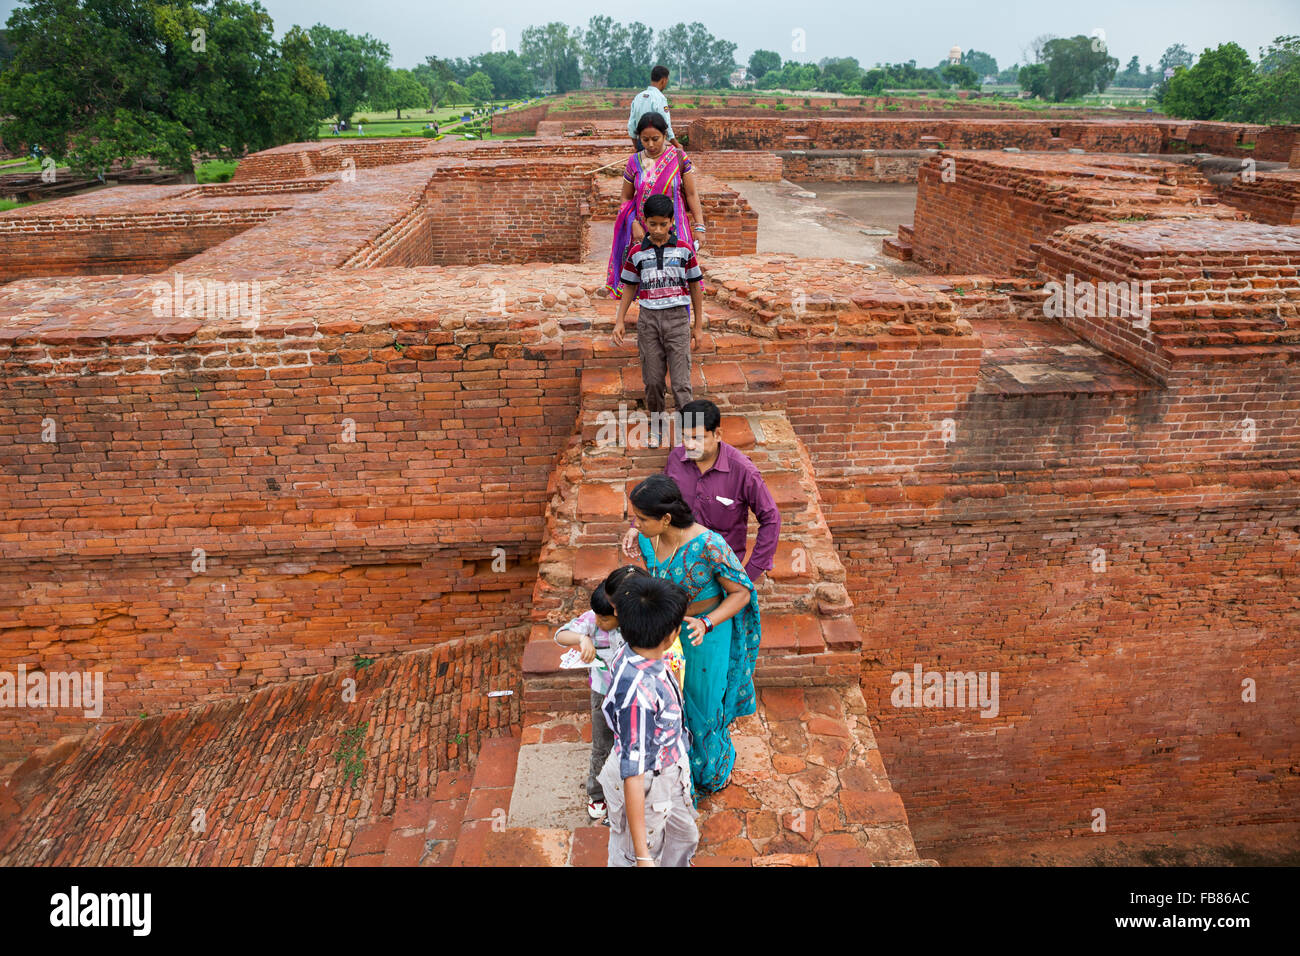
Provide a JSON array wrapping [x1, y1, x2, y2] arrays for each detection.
[[407, 686, 934, 867], [526, 365, 863, 715]]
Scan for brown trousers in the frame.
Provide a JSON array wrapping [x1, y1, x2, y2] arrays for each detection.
[[636, 304, 693, 416]]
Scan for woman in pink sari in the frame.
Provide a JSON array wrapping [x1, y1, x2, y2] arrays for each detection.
[[604, 111, 707, 298]]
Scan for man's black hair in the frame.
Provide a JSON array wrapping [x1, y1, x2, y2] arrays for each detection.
[[643, 193, 674, 221], [679, 399, 721, 433], [613, 576, 688, 650], [650, 65, 670, 83]]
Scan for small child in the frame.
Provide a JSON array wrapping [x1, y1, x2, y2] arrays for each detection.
[[611, 192, 705, 448], [554, 566, 647, 820], [598, 574, 698, 867]]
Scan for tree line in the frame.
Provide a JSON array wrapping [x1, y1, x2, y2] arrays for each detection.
[[1, 1, 1295, 179]]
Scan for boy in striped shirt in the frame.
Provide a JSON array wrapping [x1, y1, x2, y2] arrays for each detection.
[[597, 575, 699, 867], [611, 193, 705, 448]]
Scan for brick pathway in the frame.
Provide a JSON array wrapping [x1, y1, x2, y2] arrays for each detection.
[[0, 631, 524, 865], [375, 683, 928, 867]]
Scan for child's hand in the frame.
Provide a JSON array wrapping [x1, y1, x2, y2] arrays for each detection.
[[612, 318, 625, 347], [579, 635, 597, 664]]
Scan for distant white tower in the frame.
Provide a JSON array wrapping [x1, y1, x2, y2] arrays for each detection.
[[948, 45, 962, 66]]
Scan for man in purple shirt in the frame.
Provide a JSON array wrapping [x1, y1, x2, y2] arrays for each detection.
[[622, 399, 781, 583]]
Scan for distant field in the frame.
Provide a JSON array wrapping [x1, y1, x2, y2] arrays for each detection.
[[316, 101, 529, 139]]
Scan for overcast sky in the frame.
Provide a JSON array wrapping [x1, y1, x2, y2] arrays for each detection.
[[2, 0, 1295, 71]]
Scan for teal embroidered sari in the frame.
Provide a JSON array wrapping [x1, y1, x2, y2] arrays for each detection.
[[639, 528, 762, 792]]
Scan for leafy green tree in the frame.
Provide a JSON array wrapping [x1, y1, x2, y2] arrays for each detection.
[[819, 56, 862, 92], [996, 64, 1022, 84], [1159, 43, 1195, 72], [466, 52, 532, 99], [1039, 35, 1117, 100], [413, 56, 455, 106], [373, 67, 429, 118], [615, 22, 656, 87], [306, 23, 390, 126], [1161, 42, 1252, 119], [1017, 63, 1050, 98], [0, 0, 327, 175], [1115, 55, 1143, 87], [653, 22, 735, 88], [1238, 35, 1299, 123], [961, 49, 997, 80], [521, 21, 583, 93], [748, 49, 781, 81], [0, 28, 14, 68], [463, 70, 493, 105], [942, 63, 979, 90], [446, 81, 470, 107]]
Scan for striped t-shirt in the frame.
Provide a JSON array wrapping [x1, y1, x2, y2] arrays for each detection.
[[620, 233, 702, 310]]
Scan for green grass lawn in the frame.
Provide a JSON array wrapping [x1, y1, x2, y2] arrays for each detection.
[[0, 198, 32, 211], [0, 157, 44, 172], [317, 101, 525, 138], [196, 159, 239, 183]]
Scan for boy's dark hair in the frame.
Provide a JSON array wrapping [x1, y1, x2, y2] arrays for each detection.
[[635, 110, 668, 136], [679, 399, 721, 433], [643, 193, 674, 221], [630, 474, 694, 528], [651, 65, 670, 83], [614, 576, 688, 649], [591, 565, 649, 616]]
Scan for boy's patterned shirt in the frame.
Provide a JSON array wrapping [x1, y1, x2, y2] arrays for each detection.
[[602, 651, 688, 779], [620, 233, 702, 310]]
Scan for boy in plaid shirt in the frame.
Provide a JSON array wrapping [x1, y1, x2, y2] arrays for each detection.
[[597, 575, 698, 867], [611, 193, 705, 448], [553, 566, 648, 821]]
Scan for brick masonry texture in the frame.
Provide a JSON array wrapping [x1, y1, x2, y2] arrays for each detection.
[[908, 151, 1240, 276], [1217, 168, 1300, 225], [0, 631, 524, 864], [846, 507, 1299, 847], [1, 117, 1298, 858]]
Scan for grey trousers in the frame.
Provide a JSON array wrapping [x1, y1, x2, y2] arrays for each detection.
[[598, 752, 699, 867], [637, 304, 693, 416], [587, 690, 615, 802]]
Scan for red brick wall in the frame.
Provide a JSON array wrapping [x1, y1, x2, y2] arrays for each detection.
[[690, 151, 783, 181], [0, 313, 595, 757], [844, 504, 1300, 848], [0, 555, 537, 760], [779, 150, 926, 182], [688, 118, 1169, 152], [695, 173, 758, 256], [0, 211, 276, 282], [908, 154, 1236, 276], [423, 160, 595, 263], [491, 101, 552, 135]]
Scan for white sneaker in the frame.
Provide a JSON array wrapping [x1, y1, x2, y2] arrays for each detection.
[[587, 800, 607, 820]]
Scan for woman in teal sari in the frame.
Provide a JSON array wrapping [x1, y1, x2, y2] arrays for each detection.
[[628, 474, 762, 793]]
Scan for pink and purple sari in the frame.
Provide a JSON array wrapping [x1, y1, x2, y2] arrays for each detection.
[[604, 147, 697, 298]]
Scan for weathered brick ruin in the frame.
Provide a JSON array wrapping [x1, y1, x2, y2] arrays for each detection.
[[0, 93, 1296, 866]]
